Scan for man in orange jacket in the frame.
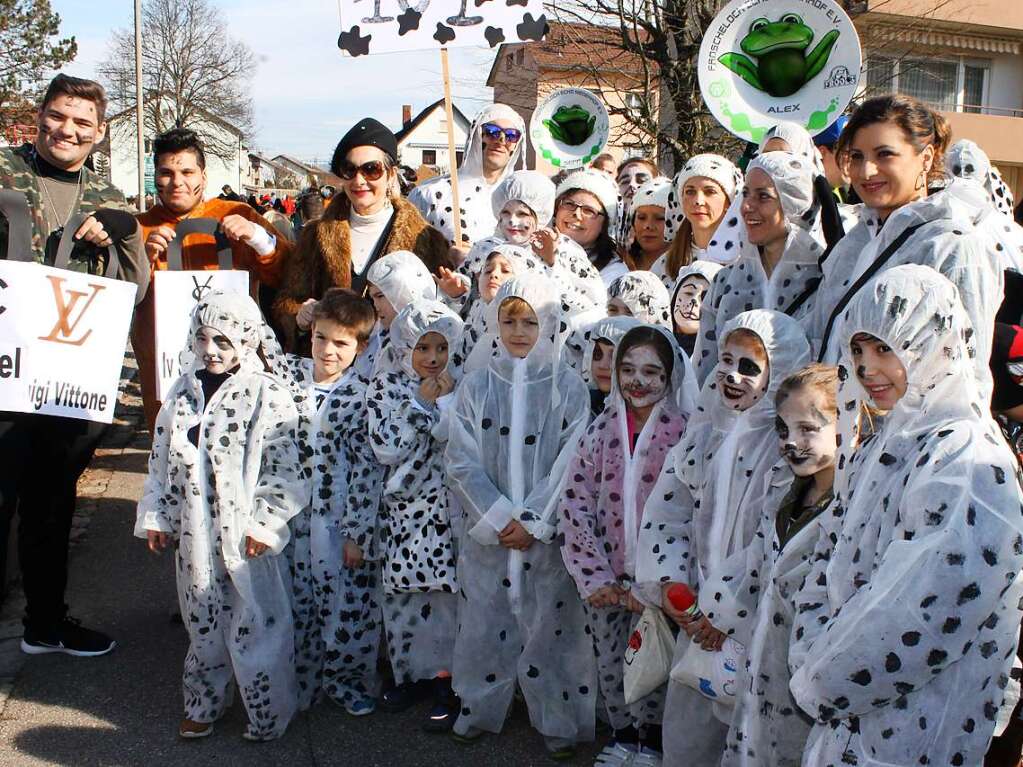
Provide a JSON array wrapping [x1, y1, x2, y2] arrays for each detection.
[[132, 127, 291, 430]]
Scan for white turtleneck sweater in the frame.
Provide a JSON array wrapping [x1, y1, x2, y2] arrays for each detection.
[[349, 201, 394, 275]]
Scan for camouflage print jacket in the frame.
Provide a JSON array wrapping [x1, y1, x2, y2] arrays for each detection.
[[0, 143, 148, 303]]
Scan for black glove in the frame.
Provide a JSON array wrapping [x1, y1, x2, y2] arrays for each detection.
[[86, 208, 138, 245]]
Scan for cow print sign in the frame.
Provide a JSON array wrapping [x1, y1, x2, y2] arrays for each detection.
[[338, 0, 547, 56]]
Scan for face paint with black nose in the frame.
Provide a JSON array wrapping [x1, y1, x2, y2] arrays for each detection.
[[715, 332, 770, 411]]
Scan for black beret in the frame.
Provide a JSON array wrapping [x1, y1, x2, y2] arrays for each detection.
[[330, 118, 398, 175]]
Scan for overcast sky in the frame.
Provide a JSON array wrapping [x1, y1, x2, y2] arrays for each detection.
[[53, 0, 498, 166]]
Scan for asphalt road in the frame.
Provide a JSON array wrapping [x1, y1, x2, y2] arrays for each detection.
[[0, 364, 604, 767]]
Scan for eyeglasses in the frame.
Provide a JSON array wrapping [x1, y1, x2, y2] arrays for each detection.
[[339, 160, 386, 181], [559, 199, 605, 220], [481, 123, 522, 144]]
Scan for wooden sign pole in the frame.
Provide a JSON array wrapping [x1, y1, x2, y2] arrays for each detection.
[[440, 47, 463, 246]]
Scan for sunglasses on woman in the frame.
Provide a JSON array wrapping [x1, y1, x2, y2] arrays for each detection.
[[481, 123, 522, 144], [339, 160, 387, 181]]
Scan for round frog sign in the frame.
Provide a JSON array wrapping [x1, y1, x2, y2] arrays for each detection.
[[530, 87, 610, 170], [698, 0, 861, 144]]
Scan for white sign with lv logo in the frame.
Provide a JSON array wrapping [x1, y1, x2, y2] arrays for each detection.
[[0, 260, 136, 422], [153, 270, 250, 400]]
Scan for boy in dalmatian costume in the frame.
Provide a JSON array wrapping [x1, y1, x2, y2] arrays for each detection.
[[409, 103, 525, 248], [790, 265, 1023, 767], [136, 291, 304, 742], [366, 300, 465, 730], [445, 274, 596, 758], [636, 309, 811, 767]]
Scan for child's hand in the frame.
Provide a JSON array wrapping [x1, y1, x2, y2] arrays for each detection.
[[419, 377, 445, 404], [587, 585, 622, 608], [531, 228, 558, 266], [498, 520, 535, 551], [245, 536, 269, 558], [296, 299, 318, 331], [343, 540, 365, 568], [436, 371, 455, 397], [622, 590, 645, 615], [146, 530, 171, 554], [684, 615, 726, 651], [435, 266, 468, 298], [661, 582, 690, 626]]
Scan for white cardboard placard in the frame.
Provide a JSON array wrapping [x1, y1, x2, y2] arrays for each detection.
[[338, 0, 548, 56], [153, 270, 250, 400], [0, 260, 136, 423]]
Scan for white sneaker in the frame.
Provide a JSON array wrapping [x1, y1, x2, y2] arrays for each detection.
[[595, 741, 638, 766]]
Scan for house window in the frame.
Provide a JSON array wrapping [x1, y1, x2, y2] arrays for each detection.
[[864, 54, 990, 114], [422, 149, 437, 165], [456, 151, 464, 166], [624, 92, 645, 115]]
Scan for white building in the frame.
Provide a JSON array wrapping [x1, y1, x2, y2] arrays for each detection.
[[101, 100, 244, 200], [394, 100, 470, 170]]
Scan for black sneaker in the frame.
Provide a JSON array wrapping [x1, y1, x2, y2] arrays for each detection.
[[379, 680, 430, 713], [21, 617, 116, 657]]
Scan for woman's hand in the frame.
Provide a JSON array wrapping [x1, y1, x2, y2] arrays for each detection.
[[342, 539, 365, 568], [622, 590, 645, 615], [146, 530, 171, 554], [587, 585, 622, 608]]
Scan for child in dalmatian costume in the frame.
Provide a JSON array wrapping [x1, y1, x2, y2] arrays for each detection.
[[607, 271, 672, 328], [458, 169, 606, 311], [360, 250, 439, 378], [705, 364, 840, 767], [409, 104, 525, 247], [366, 300, 465, 729], [573, 315, 644, 417], [136, 291, 304, 742], [559, 324, 698, 763], [670, 260, 724, 357], [790, 265, 1023, 767], [946, 139, 1023, 273], [635, 310, 811, 767], [445, 275, 596, 757], [693, 151, 825, 385]]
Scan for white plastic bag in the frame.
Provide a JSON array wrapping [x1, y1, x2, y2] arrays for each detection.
[[623, 607, 676, 704], [670, 636, 746, 705]]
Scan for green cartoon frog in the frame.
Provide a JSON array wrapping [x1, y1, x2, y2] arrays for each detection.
[[719, 14, 840, 98], [543, 105, 596, 146]]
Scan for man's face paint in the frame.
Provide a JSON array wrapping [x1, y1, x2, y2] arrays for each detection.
[[618, 344, 668, 410], [716, 332, 770, 411], [498, 201, 538, 245], [775, 387, 838, 479]]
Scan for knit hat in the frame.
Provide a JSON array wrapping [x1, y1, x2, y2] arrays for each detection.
[[664, 154, 742, 241], [330, 118, 398, 176], [631, 177, 672, 211], [556, 169, 620, 234]]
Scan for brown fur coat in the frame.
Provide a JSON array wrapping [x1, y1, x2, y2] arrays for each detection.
[[272, 194, 451, 351]]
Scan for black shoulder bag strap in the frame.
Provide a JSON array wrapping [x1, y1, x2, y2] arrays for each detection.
[[52, 212, 119, 278], [781, 175, 846, 318], [816, 221, 927, 363], [165, 218, 233, 271], [0, 189, 33, 261], [350, 208, 399, 296]]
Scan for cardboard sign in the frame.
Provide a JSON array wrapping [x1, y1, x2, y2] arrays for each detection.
[[338, 0, 548, 56], [529, 87, 611, 170], [698, 0, 861, 143], [0, 260, 136, 423], [153, 270, 250, 400]]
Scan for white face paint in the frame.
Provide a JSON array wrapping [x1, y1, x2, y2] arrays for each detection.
[[673, 275, 710, 336], [617, 162, 654, 201], [715, 333, 770, 411], [498, 201, 538, 245], [618, 344, 668, 411], [195, 325, 241, 375], [775, 387, 838, 479]]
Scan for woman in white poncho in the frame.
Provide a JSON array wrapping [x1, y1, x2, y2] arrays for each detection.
[[366, 300, 464, 730], [361, 250, 439, 376], [409, 104, 525, 247], [445, 274, 595, 757], [789, 264, 1023, 767], [136, 291, 304, 741], [807, 95, 1003, 395], [635, 309, 811, 767], [692, 151, 825, 385]]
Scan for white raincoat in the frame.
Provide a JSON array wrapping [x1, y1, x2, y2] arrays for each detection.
[[693, 152, 824, 384], [559, 325, 696, 732], [136, 291, 304, 738], [360, 250, 439, 377], [635, 310, 811, 767], [367, 300, 464, 685], [445, 274, 596, 743], [808, 178, 1004, 396], [409, 104, 525, 245], [671, 260, 725, 357], [607, 271, 672, 328], [789, 264, 1023, 767]]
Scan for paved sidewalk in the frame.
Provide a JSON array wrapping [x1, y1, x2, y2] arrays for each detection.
[[0, 356, 604, 766]]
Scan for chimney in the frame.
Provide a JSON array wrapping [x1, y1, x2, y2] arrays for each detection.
[[402, 105, 413, 127]]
